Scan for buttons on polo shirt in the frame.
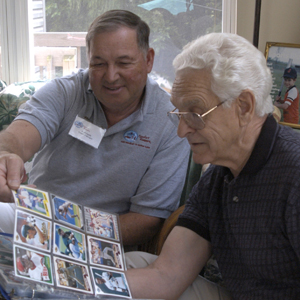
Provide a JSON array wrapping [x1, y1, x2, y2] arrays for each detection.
[[233, 196, 239, 203]]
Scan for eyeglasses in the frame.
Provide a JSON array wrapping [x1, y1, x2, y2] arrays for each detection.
[[167, 100, 228, 130]]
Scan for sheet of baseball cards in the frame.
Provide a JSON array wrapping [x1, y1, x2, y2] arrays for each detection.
[[7, 185, 132, 299]]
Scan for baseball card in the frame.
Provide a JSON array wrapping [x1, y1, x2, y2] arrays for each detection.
[[14, 245, 53, 285], [53, 256, 93, 294], [91, 267, 131, 298], [51, 195, 84, 230], [87, 236, 124, 271], [14, 210, 51, 252], [84, 207, 120, 241], [53, 223, 86, 263], [13, 186, 52, 218]]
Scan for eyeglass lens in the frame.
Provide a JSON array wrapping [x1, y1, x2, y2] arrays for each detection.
[[168, 112, 205, 129]]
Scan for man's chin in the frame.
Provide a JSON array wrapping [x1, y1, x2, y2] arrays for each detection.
[[191, 151, 211, 166]]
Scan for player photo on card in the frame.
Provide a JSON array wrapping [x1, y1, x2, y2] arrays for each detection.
[[84, 207, 119, 241], [14, 245, 53, 285], [13, 187, 52, 218], [53, 256, 93, 294], [91, 267, 131, 298], [87, 236, 124, 271], [14, 210, 51, 252], [53, 223, 86, 262], [52, 195, 84, 230]]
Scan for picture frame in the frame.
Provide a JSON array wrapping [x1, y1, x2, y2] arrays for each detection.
[[265, 42, 300, 129]]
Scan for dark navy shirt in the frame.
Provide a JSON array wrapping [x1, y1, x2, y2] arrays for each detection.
[[178, 115, 300, 299]]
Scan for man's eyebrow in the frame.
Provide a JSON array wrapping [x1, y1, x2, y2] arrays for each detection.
[[90, 55, 104, 61], [117, 55, 134, 60]]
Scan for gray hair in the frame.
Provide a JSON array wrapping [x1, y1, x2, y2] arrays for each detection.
[[86, 10, 150, 57], [173, 33, 273, 116]]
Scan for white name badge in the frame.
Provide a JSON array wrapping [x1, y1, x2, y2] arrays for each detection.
[[68, 115, 106, 149]]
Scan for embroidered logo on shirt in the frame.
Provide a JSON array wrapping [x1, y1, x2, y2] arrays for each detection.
[[122, 131, 151, 149], [123, 131, 138, 142]]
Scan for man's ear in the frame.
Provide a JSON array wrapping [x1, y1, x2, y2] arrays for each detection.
[[146, 48, 155, 73], [236, 90, 256, 126]]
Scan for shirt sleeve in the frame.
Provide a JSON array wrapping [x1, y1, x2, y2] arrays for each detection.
[[14, 75, 79, 148], [285, 87, 298, 105], [176, 167, 215, 241]]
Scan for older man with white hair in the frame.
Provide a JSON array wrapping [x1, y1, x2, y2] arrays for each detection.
[[125, 32, 300, 300]]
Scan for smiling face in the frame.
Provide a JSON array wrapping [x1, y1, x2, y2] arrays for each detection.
[[171, 68, 241, 167], [284, 77, 296, 89], [88, 26, 154, 118]]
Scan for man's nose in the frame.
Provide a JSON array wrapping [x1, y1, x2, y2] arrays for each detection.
[[104, 65, 120, 82], [177, 117, 196, 138]]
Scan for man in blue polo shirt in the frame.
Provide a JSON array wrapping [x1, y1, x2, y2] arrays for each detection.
[[0, 10, 189, 247]]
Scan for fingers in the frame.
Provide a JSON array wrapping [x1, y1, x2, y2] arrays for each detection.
[[0, 153, 24, 202]]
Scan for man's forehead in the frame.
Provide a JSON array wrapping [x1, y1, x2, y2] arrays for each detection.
[[171, 96, 203, 107], [171, 69, 216, 108]]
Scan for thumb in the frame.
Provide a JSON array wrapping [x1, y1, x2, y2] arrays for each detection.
[[6, 159, 25, 190]]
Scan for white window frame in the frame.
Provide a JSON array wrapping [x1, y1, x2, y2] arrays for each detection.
[[0, 0, 34, 84], [223, 0, 237, 34], [0, 0, 237, 85]]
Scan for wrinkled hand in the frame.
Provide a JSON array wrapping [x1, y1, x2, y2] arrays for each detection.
[[0, 152, 26, 202]]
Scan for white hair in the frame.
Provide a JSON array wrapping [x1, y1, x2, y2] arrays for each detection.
[[173, 33, 273, 116]]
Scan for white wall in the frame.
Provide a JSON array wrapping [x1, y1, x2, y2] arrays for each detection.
[[237, 0, 300, 54]]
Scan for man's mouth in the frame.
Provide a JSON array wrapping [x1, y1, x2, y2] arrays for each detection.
[[189, 141, 204, 147], [104, 85, 122, 91]]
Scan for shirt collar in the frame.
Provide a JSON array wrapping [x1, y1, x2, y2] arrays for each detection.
[[240, 114, 279, 176]]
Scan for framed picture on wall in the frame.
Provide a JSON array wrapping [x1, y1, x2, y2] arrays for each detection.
[[265, 42, 300, 129]]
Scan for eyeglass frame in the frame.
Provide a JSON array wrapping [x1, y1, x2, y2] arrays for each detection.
[[167, 99, 228, 130]]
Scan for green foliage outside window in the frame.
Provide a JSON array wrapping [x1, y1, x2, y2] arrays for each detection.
[[45, 0, 222, 82]]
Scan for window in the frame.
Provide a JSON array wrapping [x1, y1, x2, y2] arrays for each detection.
[[0, 0, 236, 85]]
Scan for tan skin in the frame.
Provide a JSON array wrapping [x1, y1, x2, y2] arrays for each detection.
[[88, 27, 154, 127], [126, 68, 267, 300], [0, 26, 161, 246]]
